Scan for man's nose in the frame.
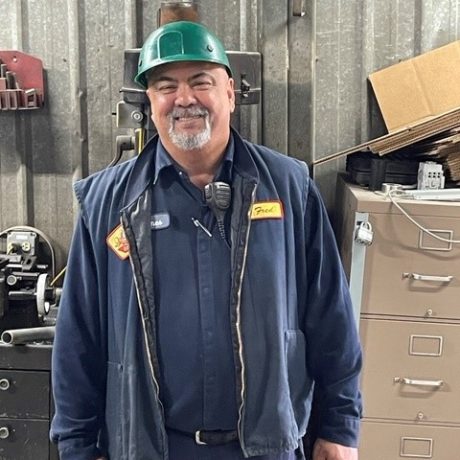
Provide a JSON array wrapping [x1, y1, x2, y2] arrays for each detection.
[[175, 83, 197, 106]]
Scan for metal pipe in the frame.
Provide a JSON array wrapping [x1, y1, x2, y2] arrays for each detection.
[[158, 1, 200, 26], [293, 0, 306, 17], [1, 326, 55, 344]]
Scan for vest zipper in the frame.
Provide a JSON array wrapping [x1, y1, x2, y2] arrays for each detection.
[[121, 216, 167, 457], [235, 183, 257, 453]]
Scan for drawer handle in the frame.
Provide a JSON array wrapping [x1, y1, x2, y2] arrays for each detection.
[[400, 436, 433, 458], [0, 427, 9, 440], [403, 273, 453, 283], [394, 377, 444, 388], [0, 378, 10, 391]]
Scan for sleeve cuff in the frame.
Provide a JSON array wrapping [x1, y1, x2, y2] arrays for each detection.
[[317, 414, 361, 448], [55, 440, 102, 460]]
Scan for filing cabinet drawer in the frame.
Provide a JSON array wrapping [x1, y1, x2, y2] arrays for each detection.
[[360, 420, 460, 460], [0, 370, 50, 419], [361, 213, 460, 319], [0, 418, 50, 459], [360, 318, 460, 423]]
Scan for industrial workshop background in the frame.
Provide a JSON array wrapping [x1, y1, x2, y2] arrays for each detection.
[[2, 0, 460, 270]]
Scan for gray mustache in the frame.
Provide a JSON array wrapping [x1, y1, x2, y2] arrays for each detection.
[[170, 107, 209, 118]]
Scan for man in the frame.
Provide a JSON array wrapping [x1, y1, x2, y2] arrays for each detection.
[[51, 21, 362, 460]]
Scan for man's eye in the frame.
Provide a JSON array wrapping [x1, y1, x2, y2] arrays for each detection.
[[157, 85, 176, 93], [193, 81, 212, 90]]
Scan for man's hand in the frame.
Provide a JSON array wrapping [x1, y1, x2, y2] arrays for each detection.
[[312, 438, 358, 460]]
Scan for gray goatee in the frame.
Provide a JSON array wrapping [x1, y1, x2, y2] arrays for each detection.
[[168, 106, 211, 150]]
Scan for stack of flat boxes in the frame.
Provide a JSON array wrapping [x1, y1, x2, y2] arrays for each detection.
[[336, 176, 460, 459]]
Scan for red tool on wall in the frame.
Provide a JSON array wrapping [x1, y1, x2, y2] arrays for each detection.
[[0, 50, 44, 110]]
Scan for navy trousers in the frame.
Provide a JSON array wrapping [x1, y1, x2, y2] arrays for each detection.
[[167, 429, 300, 460]]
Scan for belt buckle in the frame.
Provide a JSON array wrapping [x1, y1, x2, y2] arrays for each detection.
[[195, 430, 207, 445]]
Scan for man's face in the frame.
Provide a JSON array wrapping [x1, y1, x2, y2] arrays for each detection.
[[146, 61, 235, 153]]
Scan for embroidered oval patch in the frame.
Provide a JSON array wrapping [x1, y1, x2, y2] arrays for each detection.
[[106, 224, 130, 260]]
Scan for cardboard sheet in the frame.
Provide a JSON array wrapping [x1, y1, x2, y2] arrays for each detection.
[[369, 41, 460, 132]]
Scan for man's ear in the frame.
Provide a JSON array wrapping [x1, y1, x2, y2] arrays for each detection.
[[145, 88, 156, 124], [228, 78, 236, 113]]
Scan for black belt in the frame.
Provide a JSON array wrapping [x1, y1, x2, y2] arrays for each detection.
[[167, 427, 238, 446]]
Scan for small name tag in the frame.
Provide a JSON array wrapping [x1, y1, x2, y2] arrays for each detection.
[[151, 213, 170, 230], [250, 201, 284, 220]]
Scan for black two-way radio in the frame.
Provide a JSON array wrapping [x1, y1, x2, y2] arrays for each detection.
[[204, 182, 231, 240]]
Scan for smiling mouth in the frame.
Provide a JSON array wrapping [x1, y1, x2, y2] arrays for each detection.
[[170, 106, 208, 123], [174, 114, 204, 122]]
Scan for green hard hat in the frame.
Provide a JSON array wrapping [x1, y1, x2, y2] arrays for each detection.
[[135, 21, 232, 88]]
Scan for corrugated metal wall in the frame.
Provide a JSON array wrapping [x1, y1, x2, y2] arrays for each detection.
[[1, 0, 460, 268]]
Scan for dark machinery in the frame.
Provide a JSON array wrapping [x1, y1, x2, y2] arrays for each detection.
[[0, 228, 60, 341]]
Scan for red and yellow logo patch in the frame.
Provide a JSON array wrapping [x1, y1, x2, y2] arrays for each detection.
[[106, 224, 130, 260], [250, 200, 284, 220]]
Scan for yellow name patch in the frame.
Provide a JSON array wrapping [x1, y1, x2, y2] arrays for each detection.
[[250, 201, 284, 220], [106, 224, 130, 260]]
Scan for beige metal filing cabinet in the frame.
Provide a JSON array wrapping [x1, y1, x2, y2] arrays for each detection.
[[335, 175, 460, 460]]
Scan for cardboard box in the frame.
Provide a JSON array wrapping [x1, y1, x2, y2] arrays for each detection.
[[369, 41, 460, 132]]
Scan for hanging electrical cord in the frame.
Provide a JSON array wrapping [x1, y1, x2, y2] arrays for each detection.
[[386, 189, 460, 245], [0, 225, 56, 277], [50, 266, 67, 287]]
